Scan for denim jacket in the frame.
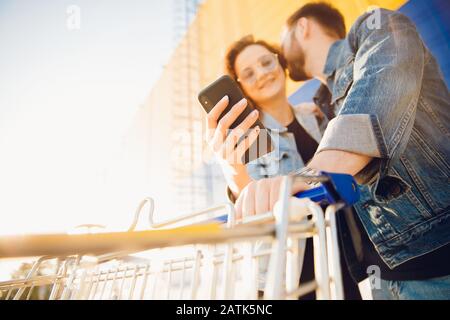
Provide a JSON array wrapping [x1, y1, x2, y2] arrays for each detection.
[[315, 9, 450, 268], [245, 107, 322, 180]]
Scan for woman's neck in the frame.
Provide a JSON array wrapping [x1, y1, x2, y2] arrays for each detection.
[[257, 94, 294, 127]]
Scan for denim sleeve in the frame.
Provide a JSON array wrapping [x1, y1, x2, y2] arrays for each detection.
[[317, 10, 425, 180]]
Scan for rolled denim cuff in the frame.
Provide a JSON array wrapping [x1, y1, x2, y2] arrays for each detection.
[[316, 114, 388, 158]]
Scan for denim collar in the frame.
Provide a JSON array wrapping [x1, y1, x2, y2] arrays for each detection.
[[259, 111, 288, 133], [323, 39, 351, 78], [322, 39, 354, 94], [259, 106, 323, 136]]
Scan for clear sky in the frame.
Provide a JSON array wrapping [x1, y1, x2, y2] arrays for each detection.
[[0, 0, 176, 234]]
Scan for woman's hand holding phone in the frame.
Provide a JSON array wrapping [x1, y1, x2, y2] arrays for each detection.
[[205, 95, 260, 195]]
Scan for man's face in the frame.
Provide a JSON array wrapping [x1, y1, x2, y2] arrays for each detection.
[[281, 26, 311, 82]]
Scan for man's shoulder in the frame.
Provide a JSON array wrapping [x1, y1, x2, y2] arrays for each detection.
[[349, 8, 402, 32], [347, 8, 414, 47]]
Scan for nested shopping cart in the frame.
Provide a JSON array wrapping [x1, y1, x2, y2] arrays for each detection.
[[0, 172, 359, 300]]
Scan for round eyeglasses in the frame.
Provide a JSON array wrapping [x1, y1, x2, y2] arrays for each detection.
[[237, 53, 279, 86]]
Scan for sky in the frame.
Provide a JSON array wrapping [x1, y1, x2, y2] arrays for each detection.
[[0, 0, 178, 234]]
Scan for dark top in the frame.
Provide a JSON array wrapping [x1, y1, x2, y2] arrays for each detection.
[[288, 116, 318, 300], [286, 117, 318, 164], [287, 116, 361, 300]]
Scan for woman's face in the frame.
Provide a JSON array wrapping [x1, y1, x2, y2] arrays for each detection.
[[234, 44, 286, 105]]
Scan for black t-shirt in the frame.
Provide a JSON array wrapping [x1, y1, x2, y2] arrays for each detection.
[[287, 116, 362, 300], [286, 117, 318, 164], [286, 117, 318, 299]]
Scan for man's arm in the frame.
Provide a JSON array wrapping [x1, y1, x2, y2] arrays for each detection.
[[290, 150, 372, 193], [318, 10, 425, 179], [235, 151, 372, 218], [308, 150, 372, 176]]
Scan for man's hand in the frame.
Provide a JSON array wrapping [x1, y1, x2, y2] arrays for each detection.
[[235, 176, 309, 219]]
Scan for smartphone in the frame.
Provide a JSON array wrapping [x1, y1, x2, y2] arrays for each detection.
[[198, 75, 273, 164]]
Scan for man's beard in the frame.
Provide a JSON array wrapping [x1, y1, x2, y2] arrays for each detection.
[[287, 46, 310, 82]]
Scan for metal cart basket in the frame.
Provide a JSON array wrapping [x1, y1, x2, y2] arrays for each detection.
[[0, 173, 359, 300]]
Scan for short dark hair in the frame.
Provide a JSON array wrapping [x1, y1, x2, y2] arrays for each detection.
[[286, 2, 346, 39]]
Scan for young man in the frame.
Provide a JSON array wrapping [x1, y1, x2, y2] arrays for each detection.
[[234, 3, 450, 299]]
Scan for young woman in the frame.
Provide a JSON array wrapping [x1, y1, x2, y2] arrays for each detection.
[[206, 35, 323, 201], [205, 35, 324, 299]]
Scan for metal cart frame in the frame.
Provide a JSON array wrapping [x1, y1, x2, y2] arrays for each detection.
[[0, 173, 358, 300]]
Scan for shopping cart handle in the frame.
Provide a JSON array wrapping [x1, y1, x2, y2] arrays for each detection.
[[213, 172, 359, 224], [294, 171, 360, 206], [214, 215, 229, 223]]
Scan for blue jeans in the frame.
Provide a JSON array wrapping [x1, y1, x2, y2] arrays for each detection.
[[371, 275, 450, 300]]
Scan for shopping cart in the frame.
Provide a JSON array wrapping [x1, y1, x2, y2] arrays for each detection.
[[0, 172, 359, 300]]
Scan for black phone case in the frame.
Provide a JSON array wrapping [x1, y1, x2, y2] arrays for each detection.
[[198, 75, 273, 164]]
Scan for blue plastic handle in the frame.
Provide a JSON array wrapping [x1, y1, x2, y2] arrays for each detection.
[[294, 171, 360, 206], [213, 214, 229, 223], [212, 171, 359, 224], [294, 184, 335, 203]]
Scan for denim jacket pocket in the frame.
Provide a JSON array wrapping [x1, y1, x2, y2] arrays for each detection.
[[357, 174, 432, 246], [397, 129, 450, 214], [364, 162, 445, 239], [371, 170, 411, 203]]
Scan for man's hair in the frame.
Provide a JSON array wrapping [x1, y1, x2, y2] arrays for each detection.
[[286, 2, 346, 39]]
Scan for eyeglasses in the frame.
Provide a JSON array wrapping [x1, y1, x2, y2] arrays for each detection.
[[237, 53, 279, 86]]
